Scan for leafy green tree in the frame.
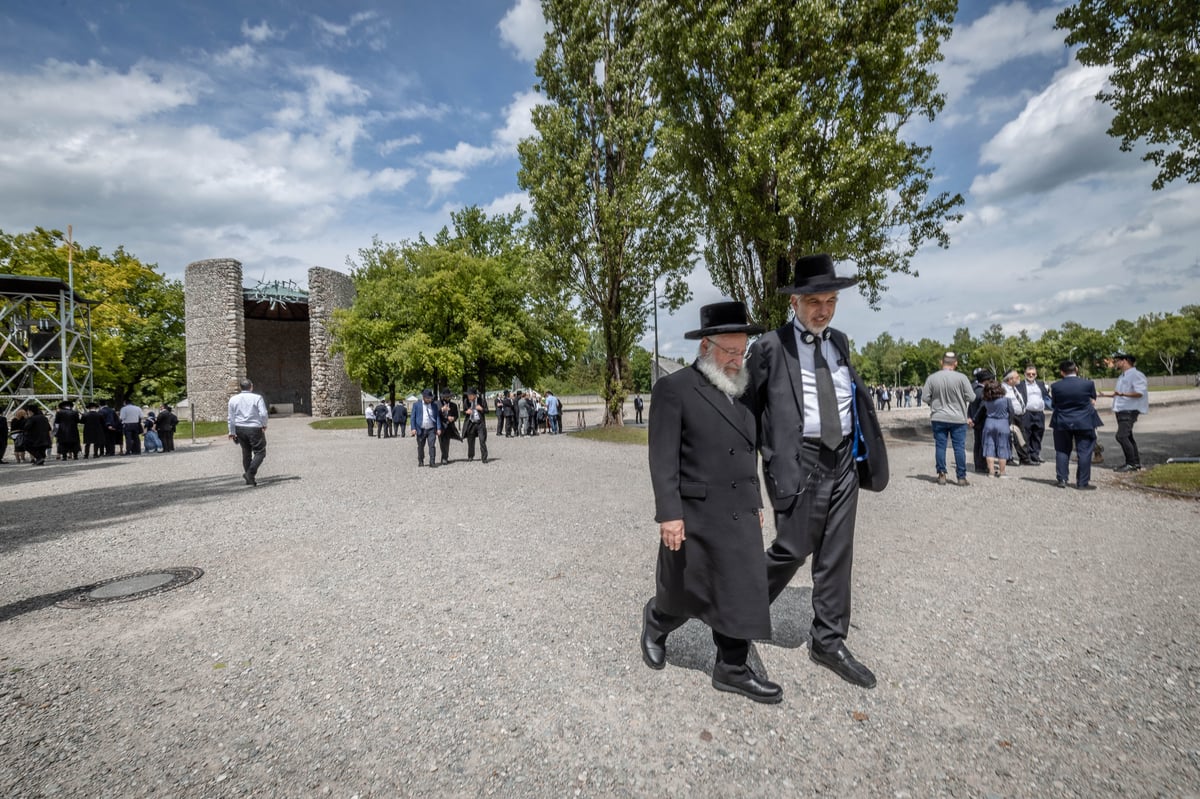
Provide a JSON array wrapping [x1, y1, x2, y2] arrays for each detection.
[[1058, 321, 1113, 376], [1057, 0, 1200, 189], [648, 0, 963, 328], [629, 345, 653, 392], [1139, 313, 1198, 375], [0, 227, 185, 405], [907, 338, 949, 383], [519, 0, 695, 425], [332, 210, 583, 400]]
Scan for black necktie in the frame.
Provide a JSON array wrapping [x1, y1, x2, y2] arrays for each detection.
[[812, 340, 842, 450]]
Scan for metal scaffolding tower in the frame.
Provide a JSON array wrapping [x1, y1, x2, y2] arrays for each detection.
[[0, 274, 95, 415]]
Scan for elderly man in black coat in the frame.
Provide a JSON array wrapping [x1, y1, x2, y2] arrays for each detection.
[[640, 301, 781, 703], [746, 254, 889, 690]]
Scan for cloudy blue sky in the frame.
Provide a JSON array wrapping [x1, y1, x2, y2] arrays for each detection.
[[1, 0, 1197, 358]]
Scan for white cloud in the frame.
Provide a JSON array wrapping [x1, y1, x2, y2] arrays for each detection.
[[213, 44, 260, 69], [493, 89, 540, 149], [970, 63, 1130, 200], [241, 20, 280, 43], [499, 0, 548, 62], [938, 2, 1067, 108], [483, 191, 529, 217], [421, 90, 541, 169], [312, 11, 389, 51], [0, 60, 197, 134], [379, 135, 421, 155], [427, 168, 466, 197], [425, 141, 496, 170]]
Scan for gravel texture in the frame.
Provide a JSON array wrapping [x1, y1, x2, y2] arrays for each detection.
[[2, 399, 1199, 798]]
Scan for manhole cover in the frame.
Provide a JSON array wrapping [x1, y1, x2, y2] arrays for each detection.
[[57, 567, 204, 609]]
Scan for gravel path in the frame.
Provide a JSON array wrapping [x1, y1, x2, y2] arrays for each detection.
[[2, 404, 1198, 798]]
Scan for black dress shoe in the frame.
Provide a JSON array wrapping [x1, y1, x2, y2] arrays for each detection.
[[640, 600, 666, 670], [712, 664, 783, 704], [1055, 480, 1068, 488], [1077, 484, 1096, 491], [809, 644, 876, 689]]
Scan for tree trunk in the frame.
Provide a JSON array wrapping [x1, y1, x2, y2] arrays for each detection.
[[603, 352, 627, 426]]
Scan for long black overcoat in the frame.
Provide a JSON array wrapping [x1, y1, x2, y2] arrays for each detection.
[[648, 363, 771, 641]]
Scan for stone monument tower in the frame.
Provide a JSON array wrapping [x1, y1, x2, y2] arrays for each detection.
[[183, 259, 359, 421]]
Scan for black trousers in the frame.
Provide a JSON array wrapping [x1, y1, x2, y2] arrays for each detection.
[[1022, 410, 1046, 460], [1114, 410, 1140, 466], [160, 431, 175, 452], [644, 601, 749, 668], [464, 422, 488, 461], [123, 423, 142, 454], [438, 430, 454, 462], [235, 425, 267, 476], [766, 438, 858, 653]]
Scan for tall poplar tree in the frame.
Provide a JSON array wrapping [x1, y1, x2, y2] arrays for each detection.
[[518, 0, 695, 425], [648, 0, 963, 329], [1057, 0, 1200, 190]]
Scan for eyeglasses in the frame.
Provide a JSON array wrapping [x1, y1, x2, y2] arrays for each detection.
[[706, 338, 747, 359]]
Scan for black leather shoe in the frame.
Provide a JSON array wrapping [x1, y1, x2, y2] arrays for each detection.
[[1077, 484, 1096, 491], [809, 644, 876, 689], [640, 601, 666, 670], [1055, 480, 1068, 488], [243, 471, 256, 486], [712, 664, 783, 704]]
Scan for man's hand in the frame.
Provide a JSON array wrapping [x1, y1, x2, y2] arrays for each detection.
[[660, 519, 685, 551]]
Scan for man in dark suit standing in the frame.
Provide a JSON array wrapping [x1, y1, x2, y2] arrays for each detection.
[[1049, 360, 1103, 490], [640, 302, 781, 703], [1016, 365, 1052, 464], [746, 254, 889, 690]]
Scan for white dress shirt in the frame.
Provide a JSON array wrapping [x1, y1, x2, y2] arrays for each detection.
[[792, 322, 853, 440], [227, 391, 269, 435]]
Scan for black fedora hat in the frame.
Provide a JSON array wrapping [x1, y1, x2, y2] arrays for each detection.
[[777, 253, 858, 295], [684, 301, 764, 340]]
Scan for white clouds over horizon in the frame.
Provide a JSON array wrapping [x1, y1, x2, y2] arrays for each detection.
[[498, 0, 548, 62]]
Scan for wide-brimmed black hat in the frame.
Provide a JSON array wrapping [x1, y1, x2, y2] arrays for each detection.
[[777, 253, 858, 295], [684, 301, 764, 340]]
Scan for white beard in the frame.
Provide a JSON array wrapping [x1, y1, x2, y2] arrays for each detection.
[[697, 352, 749, 398]]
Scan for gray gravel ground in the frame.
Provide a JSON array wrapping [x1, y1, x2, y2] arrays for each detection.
[[2, 398, 1199, 798]]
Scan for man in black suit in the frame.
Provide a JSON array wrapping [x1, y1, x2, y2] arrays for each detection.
[[1016, 365, 1051, 464], [462, 387, 489, 464], [746, 254, 889, 690], [641, 302, 781, 703], [1049, 360, 1103, 490]]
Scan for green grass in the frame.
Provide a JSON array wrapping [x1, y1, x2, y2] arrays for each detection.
[[175, 420, 229, 438], [1147, 384, 1197, 392], [570, 425, 648, 445], [309, 416, 368, 431], [1133, 463, 1200, 494]]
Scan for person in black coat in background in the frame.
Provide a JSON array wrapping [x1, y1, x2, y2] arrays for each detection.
[[82, 402, 107, 459], [461, 387, 489, 464], [641, 301, 781, 704], [438, 389, 460, 463], [25, 405, 53, 465]]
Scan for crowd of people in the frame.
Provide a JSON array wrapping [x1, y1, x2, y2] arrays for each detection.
[[2, 399, 177, 466], [871, 385, 922, 410], [919, 353, 1147, 489], [363, 388, 568, 468]]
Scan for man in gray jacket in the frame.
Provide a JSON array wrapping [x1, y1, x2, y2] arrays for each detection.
[[922, 352, 976, 486]]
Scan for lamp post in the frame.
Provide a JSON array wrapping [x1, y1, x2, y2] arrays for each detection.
[[894, 360, 906, 389]]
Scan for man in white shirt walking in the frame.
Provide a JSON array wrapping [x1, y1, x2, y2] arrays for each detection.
[[1103, 353, 1149, 472], [227, 378, 269, 486]]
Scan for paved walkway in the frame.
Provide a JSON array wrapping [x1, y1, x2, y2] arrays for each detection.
[[2, 403, 1198, 797]]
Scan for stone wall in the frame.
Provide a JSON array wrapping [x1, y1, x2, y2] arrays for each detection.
[[308, 266, 360, 417], [245, 317, 311, 412], [184, 259, 245, 421]]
